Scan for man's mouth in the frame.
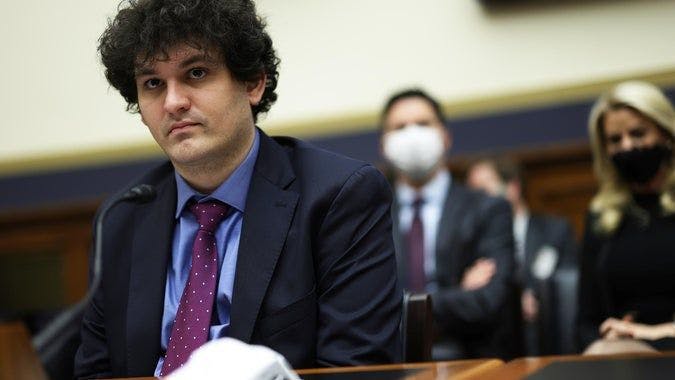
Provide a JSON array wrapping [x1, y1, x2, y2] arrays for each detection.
[[168, 121, 200, 135]]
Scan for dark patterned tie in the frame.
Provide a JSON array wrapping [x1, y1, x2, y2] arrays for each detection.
[[160, 200, 229, 376], [407, 197, 426, 291]]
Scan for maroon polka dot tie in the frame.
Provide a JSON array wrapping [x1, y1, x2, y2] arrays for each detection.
[[160, 201, 229, 376]]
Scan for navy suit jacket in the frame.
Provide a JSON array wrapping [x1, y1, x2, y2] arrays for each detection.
[[393, 183, 521, 359], [74, 131, 402, 378], [522, 214, 578, 290], [520, 213, 578, 355]]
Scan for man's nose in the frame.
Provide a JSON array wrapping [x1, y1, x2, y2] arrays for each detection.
[[163, 81, 191, 116]]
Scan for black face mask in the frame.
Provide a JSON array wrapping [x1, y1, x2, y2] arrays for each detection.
[[610, 145, 672, 184]]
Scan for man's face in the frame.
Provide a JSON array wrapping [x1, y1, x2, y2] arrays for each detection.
[[382, 97, 449, 141], [134, 44, 265, 171], [467, 162, 522, 208], [467, 162, 505, 197], [380, 96, 451, 184]]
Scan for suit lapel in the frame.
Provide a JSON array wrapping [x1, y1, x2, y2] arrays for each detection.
[[524, 216, 541, 269], [435, 184, 464, 283], [390, 199, 408, 288], [126, 173, 176, 375], [229, 132, 298, 343]]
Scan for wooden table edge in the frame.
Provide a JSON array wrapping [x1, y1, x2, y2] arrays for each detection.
[[452, 359, 504, 380], [296, 359, 504, 376]]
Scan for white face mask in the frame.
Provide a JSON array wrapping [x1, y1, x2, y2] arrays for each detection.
[[383, 124, 446, 181]]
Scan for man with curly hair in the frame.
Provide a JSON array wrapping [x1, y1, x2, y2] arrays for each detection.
[[74, 0, 401, 377]]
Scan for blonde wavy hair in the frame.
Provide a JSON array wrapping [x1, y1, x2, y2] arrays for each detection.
[[588, 80, 675, 234]]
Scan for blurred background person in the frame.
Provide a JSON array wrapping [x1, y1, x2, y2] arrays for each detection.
[[578, 80, 675, 353], [379, 88, 522, 360], [467, 157, 578, 355]]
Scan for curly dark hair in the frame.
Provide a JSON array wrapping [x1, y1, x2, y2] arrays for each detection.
[[98, 0, 279, 121], [379, 88, 446, 129]]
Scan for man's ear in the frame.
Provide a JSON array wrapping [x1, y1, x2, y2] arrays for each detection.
[[443, 127, 453, 152], [247, 74, 267, 106], [505, 180, 521, 203]]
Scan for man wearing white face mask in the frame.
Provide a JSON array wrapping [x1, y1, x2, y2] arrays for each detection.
[[380, 89, 522, 360]]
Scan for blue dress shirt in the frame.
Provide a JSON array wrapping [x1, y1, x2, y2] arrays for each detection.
[[154, 130, 260, 375], [395, 169, 451, 291]]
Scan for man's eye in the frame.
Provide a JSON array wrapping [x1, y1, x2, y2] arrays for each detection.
[[145, 78, 162, 89], [189, 68, 206, 79]]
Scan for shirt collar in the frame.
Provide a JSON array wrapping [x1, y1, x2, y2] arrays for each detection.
[[396, 169, 451, 206], [174, 129, 260, 218], [513, 210, 529, 242]]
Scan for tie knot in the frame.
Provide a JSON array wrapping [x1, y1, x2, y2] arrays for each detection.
[[189, 201, 230, 233], [412, 197, 425, 210]]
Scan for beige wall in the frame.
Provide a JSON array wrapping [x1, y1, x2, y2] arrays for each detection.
[[2, 0, 675, 170]]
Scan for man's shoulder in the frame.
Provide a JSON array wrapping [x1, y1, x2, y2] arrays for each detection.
[[268, 135, 381, 182], [271, 135, 365, 169], [263, 135, 391, 205]]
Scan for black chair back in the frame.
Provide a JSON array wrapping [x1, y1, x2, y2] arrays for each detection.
[[401, 292, 433, 362]]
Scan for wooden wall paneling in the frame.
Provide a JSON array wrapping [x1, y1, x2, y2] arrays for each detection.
[[0, 321, 47, 380], [525, 160, 596, 240], [0, 202, 98, 313]]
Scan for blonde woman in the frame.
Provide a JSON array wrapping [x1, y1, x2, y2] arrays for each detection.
[[578, 81, 675, 352]]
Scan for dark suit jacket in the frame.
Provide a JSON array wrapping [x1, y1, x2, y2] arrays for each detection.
[[520, 214, 578, 355], [522, 214, 578, 290], [74, 132, 402, 378], [393, 182, 521, 359]]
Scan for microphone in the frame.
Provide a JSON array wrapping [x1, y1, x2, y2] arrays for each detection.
[[33, 184, 157, 359], [120, 183, 157, 203], [90, 184, 157, 298]]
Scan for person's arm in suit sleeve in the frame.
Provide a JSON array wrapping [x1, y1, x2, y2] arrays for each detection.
[[74, 210, 113, 379], [431, 197, 516, 333], [74, 286, 112, 379], [577, 212, 605, 350], [313, 164, 402, 366]]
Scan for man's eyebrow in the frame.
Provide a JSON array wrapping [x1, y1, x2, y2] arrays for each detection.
[[134, 53, 216, 77], [178, 53, 214, 69], [134, 66, 155, 77]]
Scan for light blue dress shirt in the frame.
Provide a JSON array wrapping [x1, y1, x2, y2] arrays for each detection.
[[395, 169, 450, 290], [154, 130, 260, 375]]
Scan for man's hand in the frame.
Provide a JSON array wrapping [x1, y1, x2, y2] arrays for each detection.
[[460, 258, 496, 291], [521, 288, 539, 322]]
